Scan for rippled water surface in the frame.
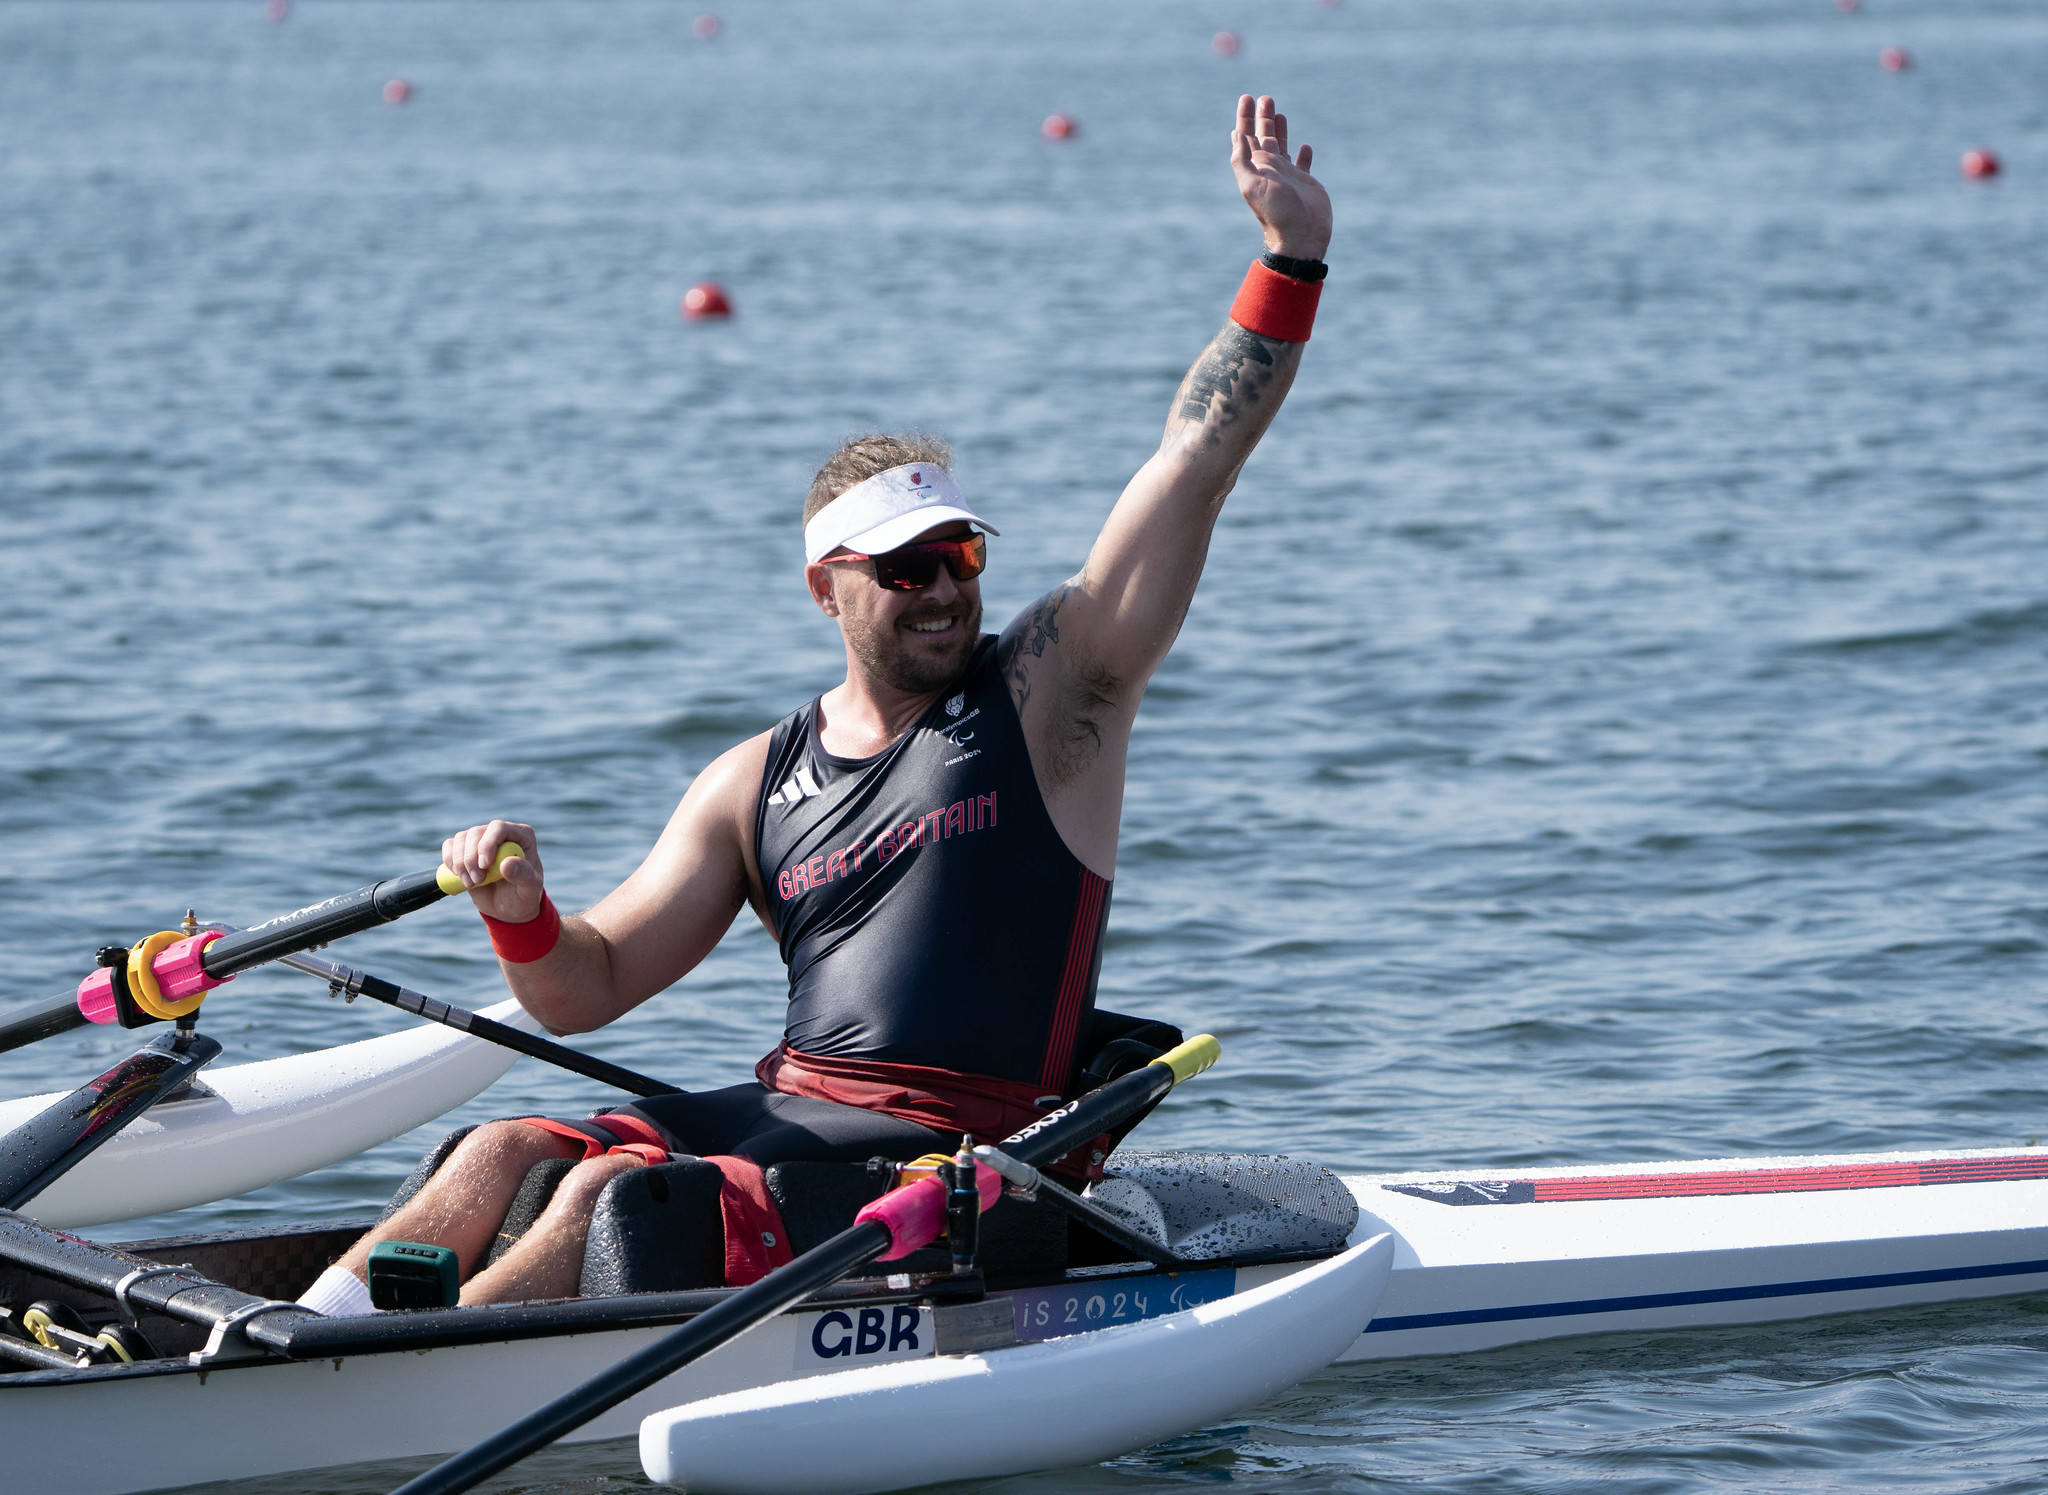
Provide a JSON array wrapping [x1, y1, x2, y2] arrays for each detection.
[[4, 0, 2048, 1490]]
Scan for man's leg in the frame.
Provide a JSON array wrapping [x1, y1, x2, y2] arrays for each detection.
[[457, 1150, 646, 1305], [330, 1120, 586, 1287]]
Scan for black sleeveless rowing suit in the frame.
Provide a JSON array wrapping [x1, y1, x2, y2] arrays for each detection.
[[606, 635, 1113, 1166]]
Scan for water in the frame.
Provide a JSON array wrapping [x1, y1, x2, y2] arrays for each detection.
[[3, 0, 2047, 1488]]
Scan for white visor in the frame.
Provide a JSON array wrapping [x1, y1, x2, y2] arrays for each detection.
[[803, 462, 999, 565]]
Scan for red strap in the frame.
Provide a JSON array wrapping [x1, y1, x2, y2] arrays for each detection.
[[514, 1114, 670, 1168], [511, 1116, 609, 1160], [482, 893, 562, 964], [588, 1112, 671, 1153], [756, 1044, 1114, 1180], [705, 1154, 794, 1286], [1229, 259, 1321, 343]]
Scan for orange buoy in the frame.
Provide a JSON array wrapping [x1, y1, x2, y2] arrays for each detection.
[[382, 78, 413, 105], [1212, 30, 1240, 56], [1879, 46, 1910, 71], [693, 14, 721, 39], [265, 0, 290, 21], [1835, 0, 1859, 12], [1041, 113, 1078, 142], [1960, 148, 2001, 180], [682, 282, 732, 320]]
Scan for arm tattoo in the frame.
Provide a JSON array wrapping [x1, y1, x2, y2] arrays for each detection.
[[998, 583, 1075, 715], [1170, 324, 1284, 447]]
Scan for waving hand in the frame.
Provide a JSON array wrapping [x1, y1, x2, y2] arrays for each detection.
[[1231, 94, 1332, 261]]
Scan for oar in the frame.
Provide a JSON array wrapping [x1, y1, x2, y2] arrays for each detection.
[[0, 995, 94, 1056], [388, 1034, 1223, 1495], [198, 840, 527, 980], [0, 844, 525, 1057]]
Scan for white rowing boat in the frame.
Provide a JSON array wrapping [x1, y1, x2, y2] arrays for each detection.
[[3, 1142, 2046, 1494], [0, 999, 535, 1229]]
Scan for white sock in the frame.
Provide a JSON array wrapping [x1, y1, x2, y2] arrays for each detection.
[[297, 1263, 380, 1317]]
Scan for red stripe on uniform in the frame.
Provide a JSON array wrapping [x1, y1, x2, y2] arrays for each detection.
[[1038, 868, 1110, 1095], [1527, 1153, 2048, 1204]]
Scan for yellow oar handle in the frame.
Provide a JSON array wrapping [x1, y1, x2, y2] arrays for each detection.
[[1149, 1033, 1222, 1086], [434, 841, 526, 897]]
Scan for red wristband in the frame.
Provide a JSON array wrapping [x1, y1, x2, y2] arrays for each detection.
[[1229, 259, 1321, 343], [483, 893, 562, 964]]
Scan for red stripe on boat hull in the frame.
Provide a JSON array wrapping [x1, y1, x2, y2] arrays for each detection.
[[1385, 1153, 2048, 1207]]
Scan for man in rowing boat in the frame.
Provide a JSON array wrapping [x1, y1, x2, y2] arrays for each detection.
[[300, 95, 1330, 1316]]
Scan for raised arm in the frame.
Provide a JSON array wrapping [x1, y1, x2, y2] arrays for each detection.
[[441, 734, 770, 1034], [999, 96, 1330, 863]]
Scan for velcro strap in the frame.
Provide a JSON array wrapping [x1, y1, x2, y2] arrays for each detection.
[[705, 1154, 795, 1286], [512, 1116, 625, 1161]]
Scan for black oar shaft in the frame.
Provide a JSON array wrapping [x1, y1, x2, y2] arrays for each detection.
[[0, 847, 521, 1059], [200, 869, 449, 980], [0, 995, 90, 1057], [389, 1221, 891, 1495], [1004, 1059, 1179, 1171]]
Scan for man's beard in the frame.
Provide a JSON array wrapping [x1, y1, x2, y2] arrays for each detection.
[[841, 595, 982, 695]]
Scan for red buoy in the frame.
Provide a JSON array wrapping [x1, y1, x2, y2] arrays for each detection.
[[682, 282, 732, 320], [265, 0, 290, 21], [382, 78, 413, 105], [1212, 30, 1240, 56], [1879, 46, 1910, 71], [693, 14, 721, 39], [1041, 113, 1078, 142], [1835, 0, 1859, 12], [1960, 148, 2001, 180]]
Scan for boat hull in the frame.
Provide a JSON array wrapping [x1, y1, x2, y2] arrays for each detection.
[[6, 1304, 934, 1495], [8, 1145, 2048, 1494], [1322, 1145, 2048, 1360]]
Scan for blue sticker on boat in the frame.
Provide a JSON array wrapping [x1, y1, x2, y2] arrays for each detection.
[[1006, 1268, 1236, 1342]]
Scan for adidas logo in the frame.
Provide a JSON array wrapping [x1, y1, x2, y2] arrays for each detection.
[[765, 765, 824, 808]]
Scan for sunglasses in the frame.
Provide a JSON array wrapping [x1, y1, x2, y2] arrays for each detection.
[[819, 533, 987, 592]]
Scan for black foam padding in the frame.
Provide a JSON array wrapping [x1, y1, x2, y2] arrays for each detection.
[[578, 1158, 728, 1297], [763, 1161, 887, 1256], [378, 1125, 477, 1223], [763, 1161, 1068, 1278], [485, 1157, 577, 1266]]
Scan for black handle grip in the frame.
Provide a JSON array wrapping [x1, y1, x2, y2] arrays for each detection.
[[201, 870, 446, 979]]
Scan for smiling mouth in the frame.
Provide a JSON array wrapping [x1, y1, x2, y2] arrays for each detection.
[[906, 617, 958, 635]]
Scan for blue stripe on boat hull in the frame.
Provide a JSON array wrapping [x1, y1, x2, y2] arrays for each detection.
[[1365, 1256, 2048, 1333]]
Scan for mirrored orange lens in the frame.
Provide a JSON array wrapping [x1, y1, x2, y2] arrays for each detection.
[[870, 535, 986, 591]]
